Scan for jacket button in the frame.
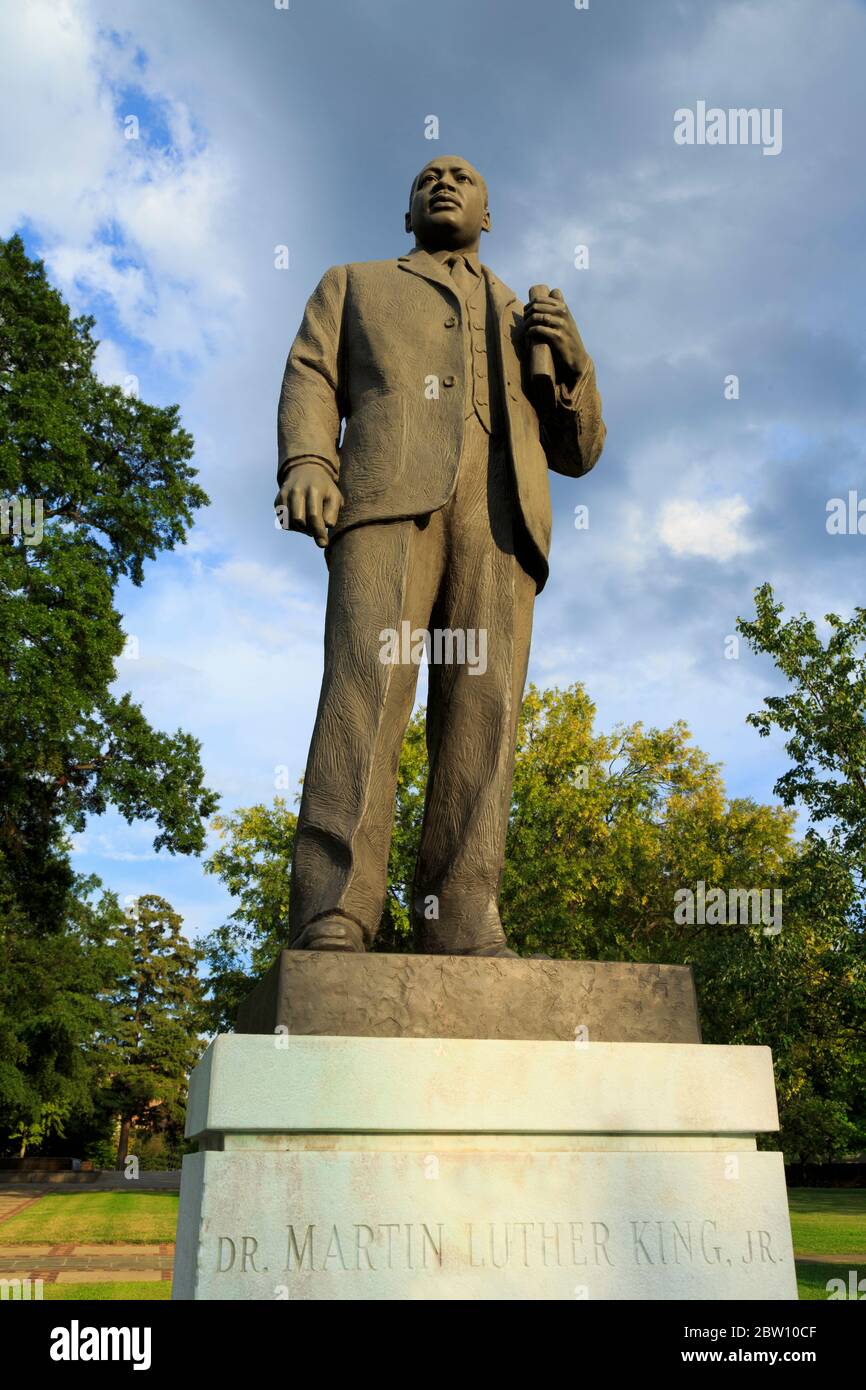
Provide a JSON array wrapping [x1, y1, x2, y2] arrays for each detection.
[[443, 375, 456, 387], [444, 316, 457, 328]]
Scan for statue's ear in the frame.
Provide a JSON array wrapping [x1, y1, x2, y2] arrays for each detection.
[[404, 211, 412, 233], [482, 208, 491, 234]]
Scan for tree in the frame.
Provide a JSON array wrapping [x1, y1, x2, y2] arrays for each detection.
[[10, 1099, 68, 1159], [201, 800, 297, 1032], [735, 584, 866, 1162], [737, 583, 866, 880], [0, 234, 218, 869], [0, 235, 218, 1135], [98, 895, 203, 1170], [0, 874, 128, 1154]]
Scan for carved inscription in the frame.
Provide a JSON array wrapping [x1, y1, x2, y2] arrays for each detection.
[[212, 1219, 782, 1275]]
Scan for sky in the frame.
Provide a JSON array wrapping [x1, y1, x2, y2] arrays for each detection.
[[1, 0, 864, 941]]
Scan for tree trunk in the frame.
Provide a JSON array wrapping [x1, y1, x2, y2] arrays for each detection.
[[116, 1115, 132, 1171]]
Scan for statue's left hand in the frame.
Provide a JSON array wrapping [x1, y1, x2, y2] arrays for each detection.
[[522, 288, 589, 389]]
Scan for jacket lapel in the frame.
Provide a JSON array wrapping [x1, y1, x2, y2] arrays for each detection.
[[482, 266, 518, 324], [397, 250, 519, 336], [397, 248, 459, 302], [483, 267, 522, 384]]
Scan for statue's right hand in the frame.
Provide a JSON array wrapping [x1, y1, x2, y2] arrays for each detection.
[[274, 461, 343, 549]]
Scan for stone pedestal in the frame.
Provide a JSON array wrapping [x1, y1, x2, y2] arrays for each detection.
[[235, 952, 702, 1043], [173, 1025, 797, 1300]]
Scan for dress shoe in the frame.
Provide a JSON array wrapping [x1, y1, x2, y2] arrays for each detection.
[[290, 916, 366, 952]]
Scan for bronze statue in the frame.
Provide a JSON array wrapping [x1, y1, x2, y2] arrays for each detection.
[[275, 157, 605, 956]]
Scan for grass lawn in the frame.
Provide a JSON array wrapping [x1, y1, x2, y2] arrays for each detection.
[[787, 1188, 866, 1257], [0, 1191, 179, 1244], [43, 1282, 171, 1301], [796, 1261, 865, 1301]]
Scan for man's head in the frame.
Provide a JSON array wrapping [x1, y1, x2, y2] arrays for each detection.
[[405, 156, 490, 253]]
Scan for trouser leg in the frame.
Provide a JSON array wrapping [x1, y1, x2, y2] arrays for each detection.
[[289, 514, 443, 945], [412, 418, 536, 953]]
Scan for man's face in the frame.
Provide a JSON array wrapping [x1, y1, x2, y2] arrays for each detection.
[[406, 158, 490, 252]]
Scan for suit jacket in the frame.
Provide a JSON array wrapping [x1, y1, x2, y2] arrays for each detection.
[[277, 248, 605, 591]]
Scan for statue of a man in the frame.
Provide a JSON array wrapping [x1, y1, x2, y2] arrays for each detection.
[[275, 157, 605, 956]]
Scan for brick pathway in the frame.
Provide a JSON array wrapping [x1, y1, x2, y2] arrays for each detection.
[[0, 1193, 43, 1225], [0, 1190, 176, 1283], [0, 1242, 174, 1283]]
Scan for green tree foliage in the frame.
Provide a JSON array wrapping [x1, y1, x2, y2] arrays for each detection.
[[0, 235, 217, 1139], [737, 583, 866, 879], [201, 800, 297, 1032], [735, 583, 866, 1161], [10, 1099, 68, 1159], [0, 234, 217, 865], [97, 894, 203, 1169], [0, 875, 127, 1150]]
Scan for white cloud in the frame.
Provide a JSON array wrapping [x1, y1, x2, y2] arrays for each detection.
[[93, 334, 133, 388], [0, 0, 116, 242], [0, 0, 240, 362], [658, 496, 754, 561]]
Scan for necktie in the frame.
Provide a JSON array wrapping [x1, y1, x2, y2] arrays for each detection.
[[446, 253, 478, 301]]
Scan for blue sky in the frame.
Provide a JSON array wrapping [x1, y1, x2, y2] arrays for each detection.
[[1, 0, 864, 940]]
